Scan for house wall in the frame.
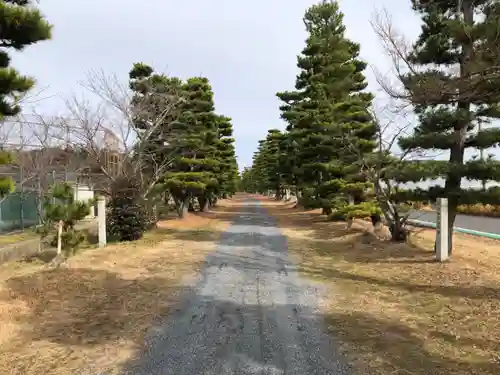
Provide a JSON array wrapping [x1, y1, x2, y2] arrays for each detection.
[[73, 183, 95, 218]]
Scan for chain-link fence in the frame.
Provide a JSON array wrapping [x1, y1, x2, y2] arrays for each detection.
[[0, 169, 98, 233], [0, 190, 39, 232]]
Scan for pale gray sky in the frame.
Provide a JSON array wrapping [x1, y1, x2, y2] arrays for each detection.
[[13, 0, 420, 170]]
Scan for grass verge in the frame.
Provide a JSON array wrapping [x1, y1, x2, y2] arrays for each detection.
[[0, 201, 234, 375], [263, 198, 500, 375], [416, 202, 500, 218], [0, 230, 38, 245]]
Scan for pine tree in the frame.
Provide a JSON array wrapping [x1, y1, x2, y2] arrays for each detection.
[[277, 0, 377, 216], [240, 167, 255, 192], [392, 0, 500, 255], [128, 63, 183, 180], [0, 0, 51, 196], [214, 115, 238, 200], [164, 77, 218, 217], [260, 129, 287, 199], [37, 183, 91, 256], [250, 140, 272, 194], [193, 107, 219, 212], [240, 131, 288, 198]]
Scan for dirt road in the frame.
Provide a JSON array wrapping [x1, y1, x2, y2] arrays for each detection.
[[122, 199, 350, 374]]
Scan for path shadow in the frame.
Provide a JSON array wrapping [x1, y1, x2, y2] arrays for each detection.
[[257, 197, 500, 374], [2, 268, 187, 347], [120, 294, 351, 375], [300, 264, 500, 300], [323, 310, 498, 375], [0, 262, 196, 375], [280, 226, 500, 300]]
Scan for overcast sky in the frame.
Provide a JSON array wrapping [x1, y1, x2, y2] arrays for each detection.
[[13, 0, 421, 170]]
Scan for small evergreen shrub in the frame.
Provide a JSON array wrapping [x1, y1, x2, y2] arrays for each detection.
[[106, 177, 147, 242], [37, 182, 91, 256]]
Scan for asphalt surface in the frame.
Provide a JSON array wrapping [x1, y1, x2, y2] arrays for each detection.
[[410, 210, 500, 235], [122, 199, 350, 375]]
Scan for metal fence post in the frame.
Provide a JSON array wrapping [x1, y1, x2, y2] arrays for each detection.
[[19, 169, 24, 230]]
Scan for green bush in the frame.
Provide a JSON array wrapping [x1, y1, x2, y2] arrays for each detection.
[[106, 178, 148, 242], [328, 201, 381, 224], [37, 182, 92, 256]]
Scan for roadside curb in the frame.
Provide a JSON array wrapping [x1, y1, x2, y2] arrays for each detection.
[[408, 219, 500, 240]]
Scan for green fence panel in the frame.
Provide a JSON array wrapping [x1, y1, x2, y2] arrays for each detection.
[[0, 191, 40, 232]]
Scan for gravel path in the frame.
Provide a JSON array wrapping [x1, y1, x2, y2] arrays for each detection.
[[123, 199, 350, 375]]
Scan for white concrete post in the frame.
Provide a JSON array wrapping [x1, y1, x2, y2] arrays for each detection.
[[97, 196, 106, 248], [436, 197, 449, 262], [56, 220, 63, 255]]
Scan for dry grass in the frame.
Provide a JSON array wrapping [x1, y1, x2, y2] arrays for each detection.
[[418, 202, 500, 217], [0, 230, 38, 246], [456, 203, 500, 217], [259, 197, 500, 375], [0, 201, 235, 375]]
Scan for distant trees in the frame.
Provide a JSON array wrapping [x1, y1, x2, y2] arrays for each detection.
[[245, 0, 500, 255], [163, 77, 220, 217], [246, 0, 379, 222], [65, 62, 239, 233], [160, 76, 239, 217]]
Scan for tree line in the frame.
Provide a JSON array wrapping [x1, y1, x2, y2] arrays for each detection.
[[0, 0, 239, 254], [241, 0, 500, 256]]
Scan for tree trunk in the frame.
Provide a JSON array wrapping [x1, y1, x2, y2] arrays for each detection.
[[321, 207, 332, 215], [275, 188, 281, 200], [347, 194, 355, 205], [294, 188, 303, 208], [188, 198, 195, 212], [446, 204, 457, 256], [176, 198, 189, 218], [435, 1, 473, 257], [284, 189, 291, 201], [370, 213, 382, 227], [198, 196, 209, 212]]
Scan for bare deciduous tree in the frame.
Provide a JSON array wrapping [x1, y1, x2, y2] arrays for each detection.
[[62, 70, 184, 199]]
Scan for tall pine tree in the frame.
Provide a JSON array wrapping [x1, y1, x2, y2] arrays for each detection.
[[393, 0, 500, 255], [164, 77, 218, 217], [0, 0, 51, 196], [214, 115, 238, 200], [277, 0, 377, 217]]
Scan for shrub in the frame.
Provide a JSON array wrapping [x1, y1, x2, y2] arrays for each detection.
[[37, 182, 92, 256], [106, 177, 147, 242]]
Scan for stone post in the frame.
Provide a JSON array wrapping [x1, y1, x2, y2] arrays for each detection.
[[97, 196, 106, 248], [435, 197, 449, 262]]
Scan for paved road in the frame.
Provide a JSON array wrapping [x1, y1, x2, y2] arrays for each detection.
[[410, 210, 500, 235], [123, 200, 350, 375]]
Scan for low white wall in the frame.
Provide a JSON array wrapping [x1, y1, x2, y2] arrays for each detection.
[[73, 183, 95, 218]]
